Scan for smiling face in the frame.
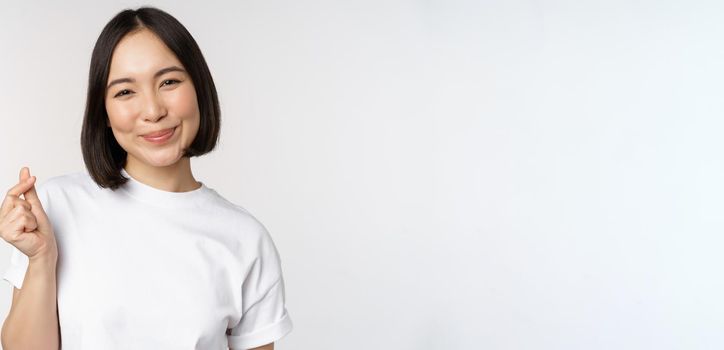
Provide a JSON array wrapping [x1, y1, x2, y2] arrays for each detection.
[[105, 28, 200, 169]]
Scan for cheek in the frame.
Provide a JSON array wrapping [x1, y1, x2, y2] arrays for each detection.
[[168, 85, 199, 118], [106, 101, 138, 132]]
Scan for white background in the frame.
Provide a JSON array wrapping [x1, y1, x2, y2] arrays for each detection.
[[1, 0, 722, 349]]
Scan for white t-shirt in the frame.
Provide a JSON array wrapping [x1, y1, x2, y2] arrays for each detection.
[[2, 168, 293, 349]]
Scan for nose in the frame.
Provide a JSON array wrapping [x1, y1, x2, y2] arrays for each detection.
[[142, 91, 168, 122]]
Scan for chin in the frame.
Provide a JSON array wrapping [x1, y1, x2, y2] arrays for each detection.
[[134, 150, 185, 168], [151, 155, 184, 167]]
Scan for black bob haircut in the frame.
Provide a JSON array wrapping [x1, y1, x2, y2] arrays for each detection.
[[81, 6, 220, 190]]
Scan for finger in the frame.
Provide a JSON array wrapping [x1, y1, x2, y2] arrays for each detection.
[[17, 167, 31, 193], [2, 179, 35, 218], [5, 174, 35, 198], [3, 198, 32, 218], [8, 211, 37, 232], [18, 167, 28, 182], [3, 196, 32, 211], [1, 209, 32, 241], [21, 213, 38, 233], [13, 199, 32, 212], [5, 218, 35, 242], [20, 168, 43, 211], [6, 205, 28, 224]]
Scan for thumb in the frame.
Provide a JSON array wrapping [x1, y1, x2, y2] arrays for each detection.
[[18, 166, 30, 183], [18, 167, 39, 204], [21, 168, 49, 223]]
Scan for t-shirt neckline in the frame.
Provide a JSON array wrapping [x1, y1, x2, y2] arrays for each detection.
[[119, 167, 212, 208]]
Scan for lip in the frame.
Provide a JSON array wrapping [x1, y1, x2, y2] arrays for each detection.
[[142, 126, 176, 143]]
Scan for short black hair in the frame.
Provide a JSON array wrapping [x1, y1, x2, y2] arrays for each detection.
[[81, 6, 220, 190]]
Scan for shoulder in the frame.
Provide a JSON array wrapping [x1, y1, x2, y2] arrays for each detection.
[[33, 170, 93, 200], [204, 189, 278, 248], [37, 170, 96, 193], [206, 189, 268, 230]]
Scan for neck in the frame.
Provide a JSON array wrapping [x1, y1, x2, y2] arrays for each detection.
[[123, 156, 201, 193]]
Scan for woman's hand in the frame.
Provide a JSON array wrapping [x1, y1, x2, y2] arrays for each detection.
[[0, 167, 57, 263]]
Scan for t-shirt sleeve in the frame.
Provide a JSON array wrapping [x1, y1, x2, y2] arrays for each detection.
[[227, 225, 293, 349], [3, 245, 29, 289]]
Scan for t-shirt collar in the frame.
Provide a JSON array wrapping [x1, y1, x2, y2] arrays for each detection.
[[119, 167, 212, 208]]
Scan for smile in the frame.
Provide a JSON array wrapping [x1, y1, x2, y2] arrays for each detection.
[[142, 126, 177, 144]]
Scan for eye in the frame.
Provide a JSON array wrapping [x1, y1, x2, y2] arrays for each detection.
[[112, 80, 181, 99], [114, 89, 132, 98], [161, 79, 181, 87]]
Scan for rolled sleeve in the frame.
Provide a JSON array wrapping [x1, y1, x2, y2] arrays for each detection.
[[227, 279, 293, 349], [3, 245, 29, 289], [227, 224, 293, 349]]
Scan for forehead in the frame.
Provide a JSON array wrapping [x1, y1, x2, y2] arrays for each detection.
[[108, 29, 183, 78]]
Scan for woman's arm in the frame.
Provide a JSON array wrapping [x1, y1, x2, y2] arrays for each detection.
[[249, 343, 274, 350], [1, 254, 60, 350], [0, 168, 60, 349]]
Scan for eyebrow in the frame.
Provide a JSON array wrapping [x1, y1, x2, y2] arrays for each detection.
[[106, 66, 186, 90]]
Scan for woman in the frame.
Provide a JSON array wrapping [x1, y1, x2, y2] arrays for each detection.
[[0, 6, 293, 350]]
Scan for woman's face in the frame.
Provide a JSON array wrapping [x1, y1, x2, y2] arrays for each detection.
[[105, 28, 200, 169]]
